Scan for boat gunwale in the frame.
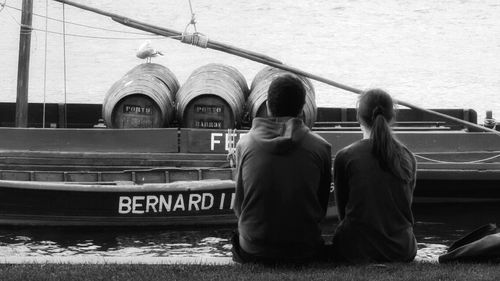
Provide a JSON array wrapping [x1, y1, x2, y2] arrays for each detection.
[[0, 179, 235, 192]]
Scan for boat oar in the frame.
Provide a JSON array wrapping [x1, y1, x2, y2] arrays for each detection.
[[52, 0, 500, 135]]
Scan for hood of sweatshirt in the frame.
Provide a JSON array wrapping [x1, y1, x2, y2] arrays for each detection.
[[248, 117, 309, 154]]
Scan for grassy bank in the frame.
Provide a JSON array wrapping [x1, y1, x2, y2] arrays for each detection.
[[0, 262, 499, 281]]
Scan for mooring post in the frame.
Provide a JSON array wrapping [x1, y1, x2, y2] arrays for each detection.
[[15, 0, 34, 128]]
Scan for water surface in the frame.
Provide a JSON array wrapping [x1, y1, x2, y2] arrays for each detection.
[[0, 203, 498, 263], [0, 0, 499, 120]]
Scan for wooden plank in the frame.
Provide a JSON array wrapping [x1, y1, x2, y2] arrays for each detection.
[[320, 131, 500, 155], [101, 172, 132, 182], [0, 128, 179, 153], [0, 153, 229, 166], [0, 103, 103, 128], [169, 170, 200, 182], [0, 151, 228, 162], [0, 171, 31, 181], [201, 169, 235, 181], [33, 172, 64, 182], [66, 172, 99, 182], [313, 127, 452, 132], [0, 159, 229, 171], [314, 121, 448, 128], [0, 168, 237, 183], [417, 169, 500, 180], [180, 129, 500, 155], [316, 107, 478, 124], [418, 162, 500, 170], [134, 171, 165, 183]]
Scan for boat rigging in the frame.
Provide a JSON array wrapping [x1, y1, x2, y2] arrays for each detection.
[[47, 0, 499, 136]]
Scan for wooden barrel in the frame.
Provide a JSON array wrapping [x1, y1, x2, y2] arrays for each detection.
[[248, 67, 317, 128], [176, 63, 248, 129], [102, 63, 179, 128]]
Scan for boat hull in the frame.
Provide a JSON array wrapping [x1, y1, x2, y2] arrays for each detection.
[[0, 180, 237, 226], [0, 179, 338, 226]]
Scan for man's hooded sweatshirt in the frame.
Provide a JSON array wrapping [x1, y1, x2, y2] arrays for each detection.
[[234, 117, 332, 259]]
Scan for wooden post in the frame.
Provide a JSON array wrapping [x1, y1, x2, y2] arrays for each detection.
[[15, 0, 34, 128]]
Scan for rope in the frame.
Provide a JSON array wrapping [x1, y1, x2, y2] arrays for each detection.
[[226, 129, 237, 168], [1, 4, 164, 40], [415, 152, 500, 164], [186, 0, 197, 33], [3, 3, 157, 36], [0, 0, 6, 13], [181, 0, 207, 47], [42, 0, 49, 128], [31, 27, 163, 40]]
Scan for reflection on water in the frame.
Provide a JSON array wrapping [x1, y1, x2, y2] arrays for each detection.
[[0, 228, 234, 259], [0, 203, 498, 263], [413, 202, 500, 262]]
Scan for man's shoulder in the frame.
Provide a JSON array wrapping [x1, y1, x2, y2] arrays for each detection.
[[303, 130, 331, 149], [236, 131, 257, 152]]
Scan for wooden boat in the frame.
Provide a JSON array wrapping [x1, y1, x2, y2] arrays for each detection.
[[0, 102, 499, 226], [1, 0, 499, 226]]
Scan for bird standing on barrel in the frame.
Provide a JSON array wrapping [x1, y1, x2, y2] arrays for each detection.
[[136, 40, 163, 63]]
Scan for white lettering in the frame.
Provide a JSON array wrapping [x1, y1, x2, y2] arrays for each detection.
[[146, 195, 159, 213], [173, 195, 185, 211], [230, 193, 235, 209], [159, 195, 172, 212], [219, 193, 226, 209], [118, 196, 132, 214], [118, 192, 236, 214], [210, 133, 223, 150], [188, 194, 202, 211], [132, 196, 145, 214], [201, 193, 214, 210], [225, 133, 238, 151]]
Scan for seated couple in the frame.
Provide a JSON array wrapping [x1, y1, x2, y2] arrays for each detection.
[[232, 74, 417, 264]]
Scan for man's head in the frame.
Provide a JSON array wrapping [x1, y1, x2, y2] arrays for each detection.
[[266, 74, 306, 117]]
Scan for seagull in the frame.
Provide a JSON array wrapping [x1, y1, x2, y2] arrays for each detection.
[[136, 40, 163, 63]]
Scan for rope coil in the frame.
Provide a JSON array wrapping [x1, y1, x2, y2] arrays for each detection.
[[181, 32, 208, 48], [226, 128, 237, 168]]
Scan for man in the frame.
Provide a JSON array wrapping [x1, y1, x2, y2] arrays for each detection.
[[232, 73, 332, 264]]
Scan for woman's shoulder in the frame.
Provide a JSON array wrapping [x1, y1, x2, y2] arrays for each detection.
[[396, 141, 416, 160], [336, 139, 371, 159], [400, 143, 417, 168], [341, 139, 371, 152]]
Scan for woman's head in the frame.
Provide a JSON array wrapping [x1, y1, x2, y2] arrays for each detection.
[[356, 88, 414, 183], [357, 88, 395, 129]]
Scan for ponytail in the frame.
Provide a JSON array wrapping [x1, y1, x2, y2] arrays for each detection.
[[358, 89, 415, 183]]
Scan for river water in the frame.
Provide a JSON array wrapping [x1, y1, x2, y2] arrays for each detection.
[[0, 203, 499, 263], [0, 0, 499, 263], [0, 0, 499, 121]]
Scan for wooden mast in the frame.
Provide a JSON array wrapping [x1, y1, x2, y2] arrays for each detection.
[[15, 0, 34, 128]]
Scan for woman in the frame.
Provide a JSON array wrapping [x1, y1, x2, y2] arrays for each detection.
[[331, 89, 417, 263]]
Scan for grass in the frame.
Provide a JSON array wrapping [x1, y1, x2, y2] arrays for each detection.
[[0, 262, 499, 281]]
